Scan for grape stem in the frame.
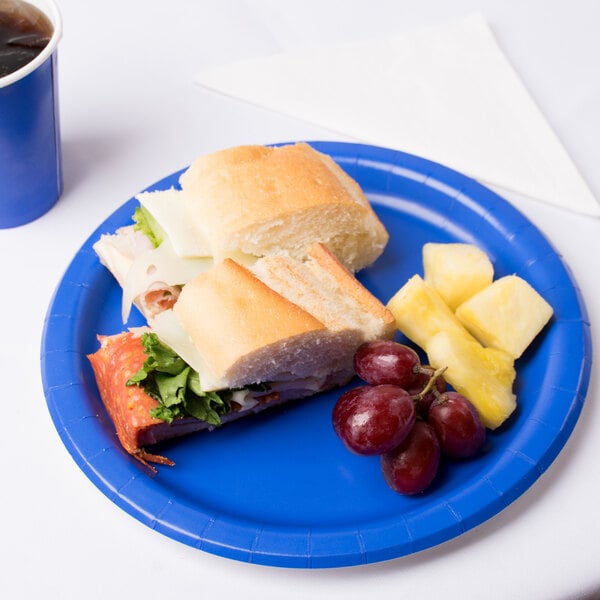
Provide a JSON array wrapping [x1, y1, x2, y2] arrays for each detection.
[[413, 366, 448, 403]]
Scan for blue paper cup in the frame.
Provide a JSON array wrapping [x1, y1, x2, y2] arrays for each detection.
[[0, 0, 62, 228]]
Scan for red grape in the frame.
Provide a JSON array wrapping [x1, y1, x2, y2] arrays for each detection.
[[332, 386, 370, 439], [406, 364, 447, 416], [353, 340, 421, 387], [332, 384, 416, 455], [380, 421, 440, 495], [428, 392, 486, 458]]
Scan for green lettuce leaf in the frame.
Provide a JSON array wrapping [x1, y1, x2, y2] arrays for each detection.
[[127, 333, 231, 426], [132, 205, 166, 248]]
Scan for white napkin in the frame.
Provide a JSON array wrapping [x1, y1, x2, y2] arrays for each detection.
[[194, 13, 599, 217]]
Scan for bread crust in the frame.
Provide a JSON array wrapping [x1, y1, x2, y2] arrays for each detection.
[[179, 143, 388, 269], [180, 143, 358, 221], [306, 243, 396, 335], [173, 258, 327, 382]]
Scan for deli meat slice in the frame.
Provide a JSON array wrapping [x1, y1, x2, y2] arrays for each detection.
[[88, 331, 237, 471], [87, 331, 284, 472], [88, 331, 177, 470]]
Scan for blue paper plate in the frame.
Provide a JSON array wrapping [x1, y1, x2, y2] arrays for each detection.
[[41, 141, 592, 568]]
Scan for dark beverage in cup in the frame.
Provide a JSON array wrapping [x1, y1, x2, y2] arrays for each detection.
[[0, 0, 61, 228], [0, 0, 53, 78]]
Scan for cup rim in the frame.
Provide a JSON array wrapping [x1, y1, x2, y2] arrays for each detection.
[[0, 0, 63, 88]]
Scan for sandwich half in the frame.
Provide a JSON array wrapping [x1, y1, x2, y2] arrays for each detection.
[[92, 142, 388, 323], [88, 244, 396, 471]]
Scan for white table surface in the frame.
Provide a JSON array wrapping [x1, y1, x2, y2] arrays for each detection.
[[1, 1, 599, 599]]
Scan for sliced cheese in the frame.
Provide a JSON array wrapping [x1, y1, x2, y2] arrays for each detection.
[[121, 238, 213, 322], [229, 389, 260, 411], [93, 227, 154, 287], [150, 309, 228, 392], [136, 189, 211, 258]]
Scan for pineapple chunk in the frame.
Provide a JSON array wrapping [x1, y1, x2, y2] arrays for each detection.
[[423, 242, 494, 310], [455, 275, 554, 359], [386, 274, 476, 350], [426, 331, 517, 429]]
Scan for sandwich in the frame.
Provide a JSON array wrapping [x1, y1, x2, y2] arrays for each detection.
[[88, 243, 397, 471], [92, 142, 389, 322]]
